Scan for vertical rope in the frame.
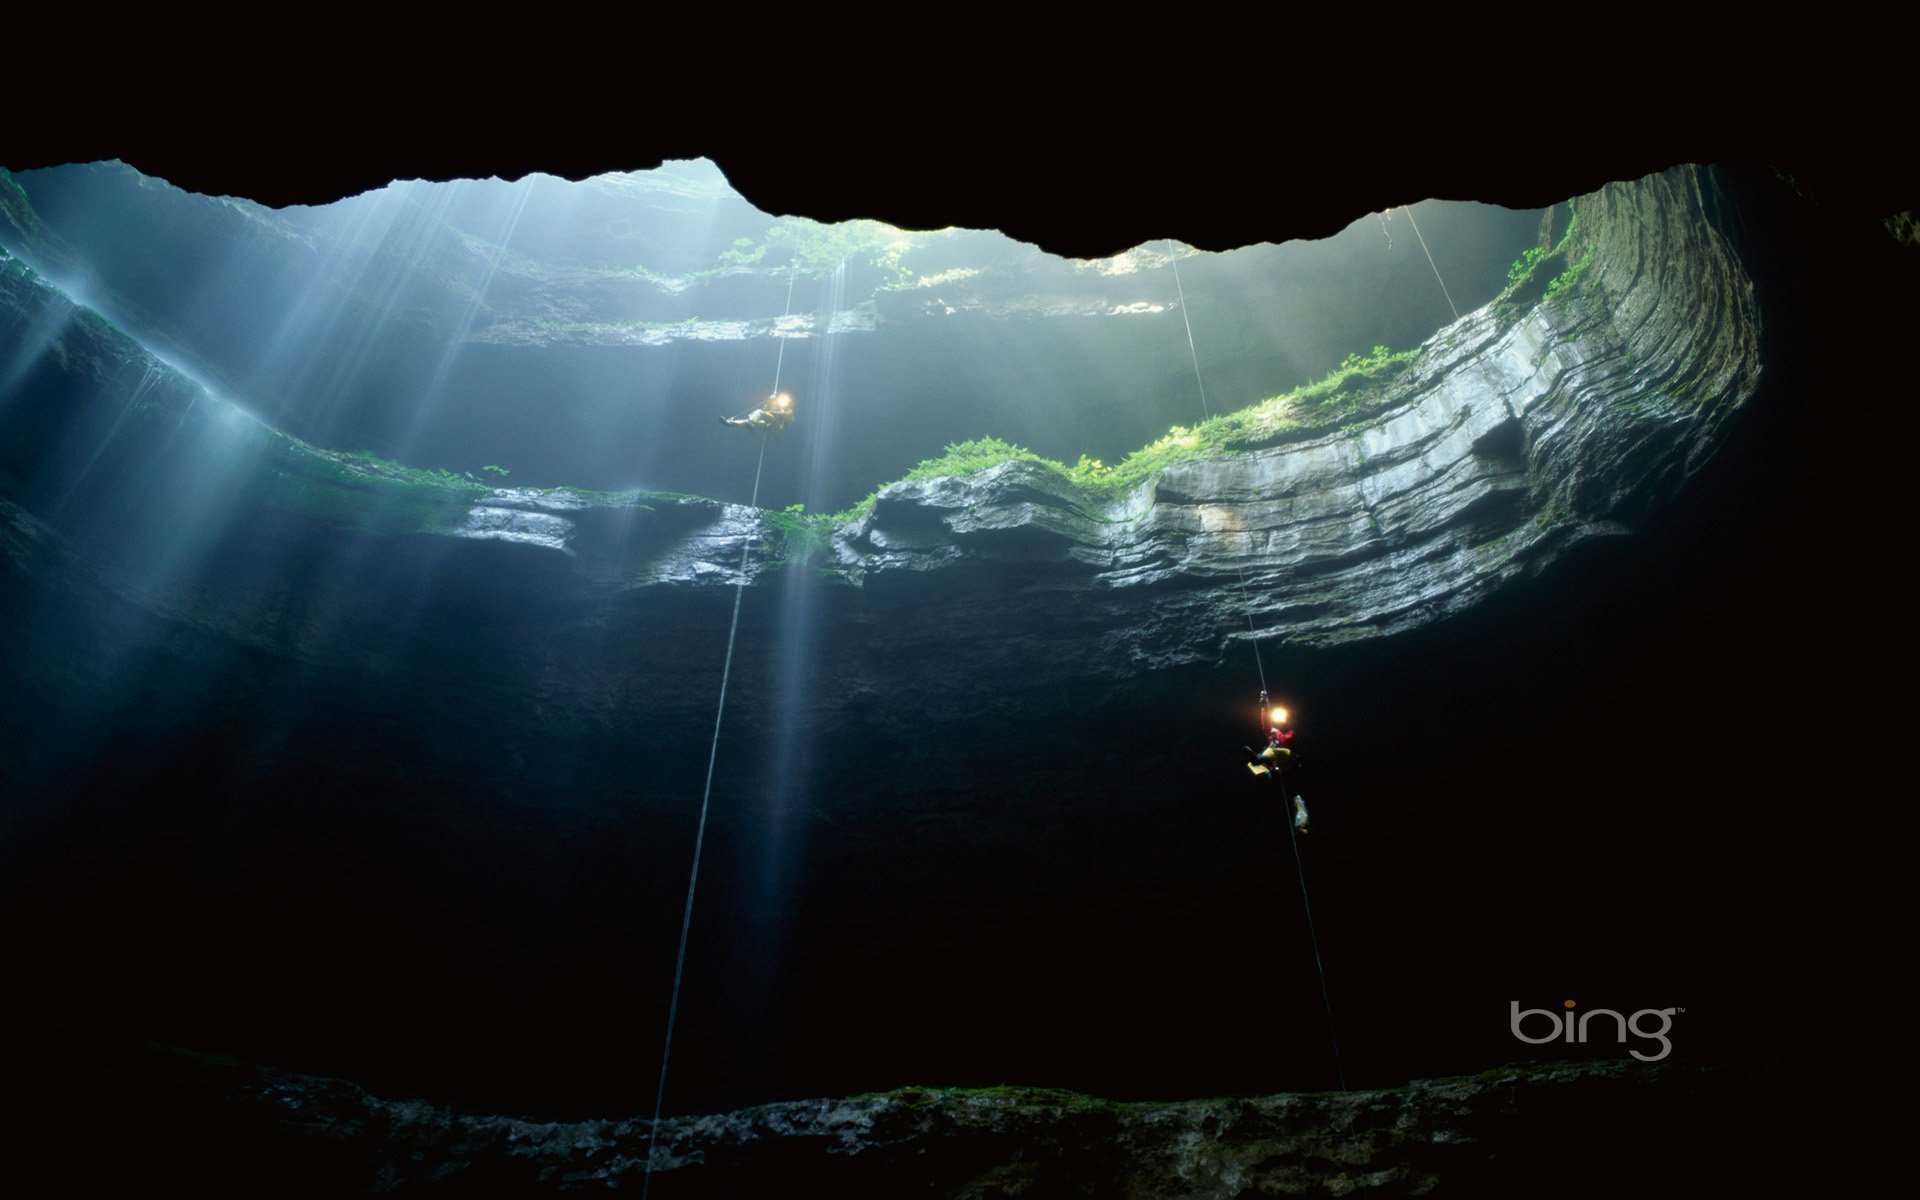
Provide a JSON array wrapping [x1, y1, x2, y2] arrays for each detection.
[[644, 269, 799, 1196], [1168, 244, 1211, 419], [1284, 801, 1346, 1091], [1245, 605, 1268, 695], [642, 437, 767, 1198], [1401, 204, 1460, 320], [771, 270, 796, 394], [1172, 239, 1342, 1092], [1173, 244, 1265, 690]]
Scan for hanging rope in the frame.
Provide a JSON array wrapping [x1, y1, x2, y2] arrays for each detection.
[[1170, 242, 1344, 1092], [1284, 788, 1346, 1091], [1400, 204, 1459, 321], [771, 269, 795, 393], [1243, 603, 1268, 698], [1170, 244, 1263, 692], [1169, 244, 1211, 419], [642, 270, 797, 1198]]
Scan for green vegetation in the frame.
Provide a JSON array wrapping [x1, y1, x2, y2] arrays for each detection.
[[719, 219, 919, 282], [254, 440, 489, 533], [195, 195, 1606, 541], [1506, 246, 1550, 288], [250, 437, 720, 535], [339, 448, 489, 494], [903, 437, 1061, 484], [1498, 198, 1591, 308], [763, 503, 834, 567], [1544, 245, 1596, 301], [830, 344, 1419, 521]]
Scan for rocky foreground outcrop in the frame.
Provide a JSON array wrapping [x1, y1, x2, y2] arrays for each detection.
[[246, 1060, 1743, 1196], [10, 1029, 1861, 1198]]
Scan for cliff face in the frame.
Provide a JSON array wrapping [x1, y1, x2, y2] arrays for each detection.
[[451, 168, 1758, 674], [836, 172, 1756, 664]]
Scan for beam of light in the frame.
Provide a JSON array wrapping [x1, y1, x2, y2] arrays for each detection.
[[746, 257, 850, 980], [0, 285, 79, 407], [577, 178, 730, 492], [253, 181, 471, 445], [0, 265, 449, 792], [392, 175, 537, 456], [43, 360, 170, 517]]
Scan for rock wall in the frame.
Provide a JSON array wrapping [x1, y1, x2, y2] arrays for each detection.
[[11, 1033, 1869, 1199], [830, 168, 1758, 668], [0, 166, 1761, 690]]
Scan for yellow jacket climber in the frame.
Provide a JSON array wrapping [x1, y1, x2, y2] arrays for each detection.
[[721, 391, 795, 433]]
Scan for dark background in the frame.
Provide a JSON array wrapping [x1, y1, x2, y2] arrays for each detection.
[[3, 8, 1915, 1133]]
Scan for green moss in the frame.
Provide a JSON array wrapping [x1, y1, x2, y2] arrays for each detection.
[[831, 344, 1419, 519], [1507, 246, 1550, 288], [717, 218, 923, 282], [857, 1084, 1118, 1114], [253, 437, 488, 533], [1494, 198, 1591, 318], [763, 503, 834, 567], [1544, 245, 1596, 301]]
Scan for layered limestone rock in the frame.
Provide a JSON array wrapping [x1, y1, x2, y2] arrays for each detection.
[[0, 166, 1759, 677], [832, 169, 1756, 666], [471, 167, 1756, 672]]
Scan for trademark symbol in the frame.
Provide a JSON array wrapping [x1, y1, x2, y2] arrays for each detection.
[[1676, 1007, 1686, 1014]]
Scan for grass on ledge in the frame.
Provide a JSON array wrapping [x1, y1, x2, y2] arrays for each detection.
[[827, 342, 1418, 522]]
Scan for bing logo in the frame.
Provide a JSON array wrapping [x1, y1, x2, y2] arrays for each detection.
[[1510, 999, 1681, 1062]]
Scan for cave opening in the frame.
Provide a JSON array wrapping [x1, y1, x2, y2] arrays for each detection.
[[0, 153, 1910, 1157]]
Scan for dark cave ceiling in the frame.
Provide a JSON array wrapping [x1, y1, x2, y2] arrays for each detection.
[[9, 16, 1915, 258]]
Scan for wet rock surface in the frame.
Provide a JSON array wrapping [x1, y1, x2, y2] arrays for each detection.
[[8, 1025, 1880, 1197], [831, 171, 1757, 664], [378, 168, 1758, 676]]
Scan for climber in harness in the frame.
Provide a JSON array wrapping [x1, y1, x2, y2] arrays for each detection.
[[721, 390, 795, 434], [1247, 690, 1310, 832]]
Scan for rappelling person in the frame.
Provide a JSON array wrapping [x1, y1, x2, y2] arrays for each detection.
[[721, 390, 796, 434], [1246, 691, 1310, 832]]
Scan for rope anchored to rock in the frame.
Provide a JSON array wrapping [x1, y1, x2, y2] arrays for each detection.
[[642, 269, 796, 1197], [1170, 242, 1346, 1092]]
